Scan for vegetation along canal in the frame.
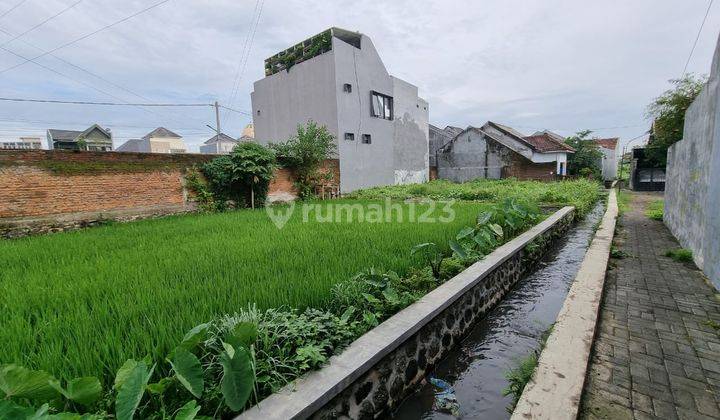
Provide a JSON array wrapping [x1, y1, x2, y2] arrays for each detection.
[[392, 201, 606, 419]]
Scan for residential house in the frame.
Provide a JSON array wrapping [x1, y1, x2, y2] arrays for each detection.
[[47, 124, 113, 151], [251, 27, 429, 193], [116, 127, 187, 153], [199, 133, 239, 154], [436, 121, 574, 182], [240, 123, 254, 141], [429, 124, 463, 166], [592, 137, 619, 181], [0, 137, 43, 150]]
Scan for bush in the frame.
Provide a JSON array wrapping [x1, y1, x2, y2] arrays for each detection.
[[202, 142, 276, 208], [270, 121, 336, 199]]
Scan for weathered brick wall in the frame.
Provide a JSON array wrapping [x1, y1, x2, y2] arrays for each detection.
[[0, 150, 341, 237], [504, 154, 557, 181]]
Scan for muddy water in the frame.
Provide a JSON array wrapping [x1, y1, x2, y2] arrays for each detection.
[[392, 202, 606, 420]]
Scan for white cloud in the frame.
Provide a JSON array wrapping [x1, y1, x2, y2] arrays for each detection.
[[0, 0, 717, 150]]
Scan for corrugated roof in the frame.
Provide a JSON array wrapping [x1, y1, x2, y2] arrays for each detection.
[[47, 129, 82, 141], [593, 137, 619, 150], [143, 127, 181, 140]]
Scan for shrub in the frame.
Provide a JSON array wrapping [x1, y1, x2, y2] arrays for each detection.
[[270, 121, 336, 199], [646, 199, 664, 221], [202, 142, 276, 208]]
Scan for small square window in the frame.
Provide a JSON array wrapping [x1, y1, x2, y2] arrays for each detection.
[[344, 132, 355, 141], [343, 83, 352, 93], [361, 134, 371, 144]]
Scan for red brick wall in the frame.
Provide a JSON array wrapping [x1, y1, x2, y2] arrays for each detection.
[[0, 150, 341, 222], [429, 166, 438, 181], [502, 154, 557, 181]]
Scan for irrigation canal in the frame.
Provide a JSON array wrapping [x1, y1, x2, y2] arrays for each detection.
[[392, 201, 606, 419]]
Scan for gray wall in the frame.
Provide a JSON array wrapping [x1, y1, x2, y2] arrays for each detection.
[[437, 129, 511, 182], [251, 31, 428, 193], [665, 33, 720, 289]]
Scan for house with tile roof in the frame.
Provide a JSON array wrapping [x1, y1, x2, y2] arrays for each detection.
[[435, 121, 574, 182], [199, 133, 239, 154], [47, 124, 113, 151]]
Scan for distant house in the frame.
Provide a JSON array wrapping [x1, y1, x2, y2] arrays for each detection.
[[239, 123, 254, 141], [429, 124, 463, 166], [199, 133, 238, 154], [436, 121, 574, 182], [116, 127, 186, 153], [47, 124, 113, 151], [592, 137, 619, 181], [0, 137, 43, 150]]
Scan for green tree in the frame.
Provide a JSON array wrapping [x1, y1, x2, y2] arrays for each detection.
[[270, 121, 336, 199], [565, 130, 603, 179], [646, 74, 707, 166], [202, 142, 276, 208]]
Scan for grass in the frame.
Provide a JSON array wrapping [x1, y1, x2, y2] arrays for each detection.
[[347, 178, 601, 217], [617, 190, 631, 215], [665, 248, 694, 263], [503, 325, 554, 411], [0, 199, 487, 383], [646, 199, 664, 221]]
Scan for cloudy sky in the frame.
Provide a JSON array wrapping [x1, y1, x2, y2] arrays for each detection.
[[0, 0, 718, 151]]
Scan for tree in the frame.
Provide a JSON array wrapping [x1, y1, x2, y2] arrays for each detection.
[[270, 121, 336, 199], [565, 130, 603, 179], [202, 142, 276, 208], [646, 74, 707, 166]]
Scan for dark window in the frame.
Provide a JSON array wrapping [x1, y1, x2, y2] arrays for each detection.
[[344, 132, 355, 141], [343, 83, 352, 93], [361, 134, 371, 144], [370, 91, 393, 120]]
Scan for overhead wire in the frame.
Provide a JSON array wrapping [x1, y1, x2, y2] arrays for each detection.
[[0, 0, 28, 19], [682, 0, 714, 76], [0, 0, 83, 48]]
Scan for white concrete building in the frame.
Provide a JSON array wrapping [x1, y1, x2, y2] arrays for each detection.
[[251, 27, 429, 193], [593, 138, 619, 181], [200, 133, 239, 154], [0, 137, 43, 150]]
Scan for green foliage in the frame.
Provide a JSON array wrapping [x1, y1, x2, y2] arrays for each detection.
[[0, 364, 59, 402], [617, 190, 631, 215], [184, 169, 218, 212], [565, 130, 603, 179], [646, 74, 707, 166], [665, 248, 693, 263], [502, 326, 553, 412], [201, 142, 276, 208], [169, 348, 204, 398], [115, 361, 153, 420], [219, 346, 254, 411], [270, 121, 336, 199], [411, 243, 444, 279], [174, 400, 201, 420], [348, 178, 600, 218], [52, 377, 103, 406], [646, 199, 664, 221]]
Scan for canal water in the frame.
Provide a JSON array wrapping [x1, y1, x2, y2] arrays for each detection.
[[392, 201, 606, 420]]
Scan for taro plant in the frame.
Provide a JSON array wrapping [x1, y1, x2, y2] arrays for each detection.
[[411, 242, 445, 279]]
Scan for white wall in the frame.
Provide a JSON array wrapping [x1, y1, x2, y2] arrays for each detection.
[[599, 147, 618, 180]]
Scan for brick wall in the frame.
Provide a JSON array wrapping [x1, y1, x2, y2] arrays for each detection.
[[0, 150, 341, 236], [503, 154, 557, 181]]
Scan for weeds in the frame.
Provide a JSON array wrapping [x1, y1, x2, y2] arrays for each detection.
[[503, 326, 554, 412], [665, 248, 693, 263], [646, 199, 664, 221]]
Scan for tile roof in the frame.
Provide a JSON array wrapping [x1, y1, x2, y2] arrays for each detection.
[[47, 129, 82, 141], [523, 133, 576, 153], [143, 127, 181, 140], [593, 137, 619, 150]]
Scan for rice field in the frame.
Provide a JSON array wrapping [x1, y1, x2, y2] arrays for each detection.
[[0, 199, 487, 382]]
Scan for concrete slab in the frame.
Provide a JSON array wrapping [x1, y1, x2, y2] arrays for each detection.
[[511, 190, 618, 420]]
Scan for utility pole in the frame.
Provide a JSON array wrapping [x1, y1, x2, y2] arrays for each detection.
[[214, 101, 221, 137]]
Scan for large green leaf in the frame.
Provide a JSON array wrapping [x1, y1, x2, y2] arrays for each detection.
[[489, 223, 504, 238], [225, 322, 258, 352], [179, 323, 210, 350], [51, 377, 102, 406], [114, 360, 139, 391], [476, 211, 493, 225], [220, 347, 254, 411], [448, 239, 467, 260], [456, 226, 475, 240], [115, 361, 153, 420], [0, 364, 59, 402], [174, 400, 201, 420], [169, 347, 204, 398], [0, 399, 34, 418]]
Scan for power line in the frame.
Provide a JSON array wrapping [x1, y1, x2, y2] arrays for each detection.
[[0, 96, 213, 106], [0, 0, 84, 48], [0, 0, 28, 19], [223, 0, 264, 124], [0, 0, 172, 75], [682, 0, 714, 76], [218, 104, 251, 116]]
